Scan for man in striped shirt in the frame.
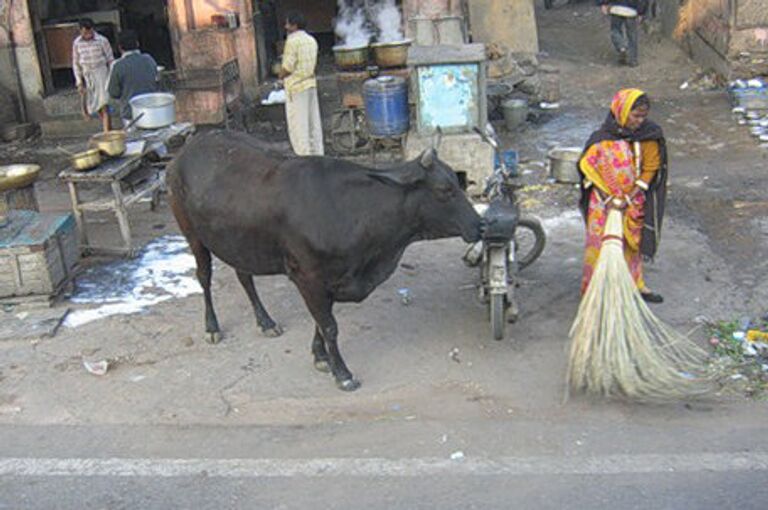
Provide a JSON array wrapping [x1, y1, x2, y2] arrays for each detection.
[[278, 11, 324, 156], [72, 18, 114, 132]]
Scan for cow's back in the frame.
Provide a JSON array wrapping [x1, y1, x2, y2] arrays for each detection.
[[168, 131, 291, 274], [169, 130, 411, 282]]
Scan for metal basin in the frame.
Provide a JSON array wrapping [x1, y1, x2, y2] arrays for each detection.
[[71, 149, 102, 172], [90, 130, 127, 157], [0, 164, 41, 193], [371, 40, 411, 68], [333, 45, 370, 70], [548, 147, 582, 184]]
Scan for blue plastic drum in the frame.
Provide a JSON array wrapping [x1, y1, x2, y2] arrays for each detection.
[[363, 76, 409, 137]]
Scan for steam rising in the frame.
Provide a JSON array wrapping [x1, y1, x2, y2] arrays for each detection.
[[373, 0, 404, 43], [335, 1, 372, 48], [334, 0, 404, 48]]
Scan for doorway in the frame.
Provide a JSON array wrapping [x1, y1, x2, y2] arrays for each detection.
[[29, 0, 175, 93], [255, 0, 338, 79]]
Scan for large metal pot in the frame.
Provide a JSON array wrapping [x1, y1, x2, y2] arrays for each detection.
[[130, 93, 176, 129], [89, 130, 127, 157], [547, 147, 582, 184], [333, 45, 370, 70], [370, 40, 411, 68]]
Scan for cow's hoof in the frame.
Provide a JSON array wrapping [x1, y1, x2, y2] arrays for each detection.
[[314, 359, 331, 373], [336, 378, 361, 392], [206, 332, 223, 345], [262, 324, 284, 338]]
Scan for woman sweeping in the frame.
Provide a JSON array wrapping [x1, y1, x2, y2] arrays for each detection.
[[579, 88, 667, 303], [568, 88, 711, 401]]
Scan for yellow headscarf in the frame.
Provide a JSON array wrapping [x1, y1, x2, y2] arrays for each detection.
[[610, 88, 646, 127]]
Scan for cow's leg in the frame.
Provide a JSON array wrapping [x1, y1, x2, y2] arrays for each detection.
[[190, 239, 222, 344], [297, 283, 359, 391], [312, 326, 330, 373], [235, 270, 283, 338]]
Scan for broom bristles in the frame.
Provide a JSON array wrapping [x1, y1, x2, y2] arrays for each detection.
[[567, 208, 712, 401]]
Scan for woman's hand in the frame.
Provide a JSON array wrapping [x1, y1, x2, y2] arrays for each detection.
[[610, 197, 628, 210]]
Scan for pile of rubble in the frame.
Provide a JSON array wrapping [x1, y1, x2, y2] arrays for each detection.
[[707, 316, 768, 399], [485, 43, 561, 116], [729, 77, 768, 149]]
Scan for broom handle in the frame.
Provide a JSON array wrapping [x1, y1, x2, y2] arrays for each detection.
[[634, 141, 642, 180]]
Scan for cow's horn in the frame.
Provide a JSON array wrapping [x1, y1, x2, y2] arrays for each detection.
[[420, 149, 434, 168], [433, 126, 443, 151]]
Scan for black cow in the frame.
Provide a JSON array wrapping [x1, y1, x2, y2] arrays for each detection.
[[167, 130, 482, 391]]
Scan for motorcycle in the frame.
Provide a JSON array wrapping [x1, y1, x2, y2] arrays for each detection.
[[465, 125, 546, 340]]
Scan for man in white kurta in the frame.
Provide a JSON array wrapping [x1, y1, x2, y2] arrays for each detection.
[[279, 11, 324, 156], [72, 18, 114, 132]]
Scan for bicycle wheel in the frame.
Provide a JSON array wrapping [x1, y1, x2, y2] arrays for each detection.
[[515, 217, 546, 270]]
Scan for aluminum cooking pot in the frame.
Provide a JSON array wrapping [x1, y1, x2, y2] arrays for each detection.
[[130, 93, 176, 129], [548, 147, 582, 184]]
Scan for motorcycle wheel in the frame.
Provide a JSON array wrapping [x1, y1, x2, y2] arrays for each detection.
[[515, 217, 546, 270], [490, 293, 506, 340]]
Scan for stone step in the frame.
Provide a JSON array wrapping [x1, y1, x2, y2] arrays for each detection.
[[43, 91, 83, 118], [40, 117, 103, 139]]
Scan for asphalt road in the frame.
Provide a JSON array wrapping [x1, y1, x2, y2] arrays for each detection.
[[1, 421, 767, 509]]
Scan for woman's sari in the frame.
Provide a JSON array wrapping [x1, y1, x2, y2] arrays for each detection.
[[578, 88, 668, 294], [580, 140, 645, 292]]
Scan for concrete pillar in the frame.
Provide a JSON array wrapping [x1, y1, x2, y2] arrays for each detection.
[[467, 0, 539, 54], [0, 0, 46, 121], [233, 0, 257, 98]]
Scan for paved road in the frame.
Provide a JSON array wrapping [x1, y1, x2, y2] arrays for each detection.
[[1, 422, 767, 509]]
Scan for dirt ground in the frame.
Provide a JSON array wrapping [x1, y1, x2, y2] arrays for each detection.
[[1, 4, 768, 508]]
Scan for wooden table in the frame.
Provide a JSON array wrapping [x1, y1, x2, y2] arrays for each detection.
[[59, 123, 195, 257]]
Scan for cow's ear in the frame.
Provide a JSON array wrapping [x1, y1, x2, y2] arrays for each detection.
[[367, 165, 425, 186], [419, 149, 435, 169]]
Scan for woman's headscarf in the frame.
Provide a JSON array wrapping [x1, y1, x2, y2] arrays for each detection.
[[610, 88, 646, 127], [579, 88, 668, 260]]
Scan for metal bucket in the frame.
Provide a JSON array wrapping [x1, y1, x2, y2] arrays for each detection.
[[548, 147, 582, 184], [363, 76, 409, 136], [502, 98, 528, 131]]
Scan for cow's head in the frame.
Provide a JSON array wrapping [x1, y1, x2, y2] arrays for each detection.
[[368, 149, 482, 243]]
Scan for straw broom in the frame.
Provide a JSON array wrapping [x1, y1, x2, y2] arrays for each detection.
[[567, 203, 712, 402]]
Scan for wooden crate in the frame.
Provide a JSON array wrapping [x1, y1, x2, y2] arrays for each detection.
[[0, 211, 79, 298]]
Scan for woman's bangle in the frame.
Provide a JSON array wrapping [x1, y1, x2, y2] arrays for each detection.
[[635, 180, 649, 191]]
